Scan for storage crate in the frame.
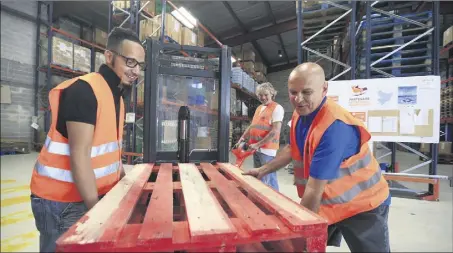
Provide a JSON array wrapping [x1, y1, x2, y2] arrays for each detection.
[[73, 44, 91, 73], [56, 163, 327, 252], [40, 36, 74, 69]]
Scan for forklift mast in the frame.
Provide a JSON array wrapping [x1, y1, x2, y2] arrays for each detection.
[[143, 39, 232, 164]]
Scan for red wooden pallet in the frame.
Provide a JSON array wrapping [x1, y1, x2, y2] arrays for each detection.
[[56, 163, 328, 252]]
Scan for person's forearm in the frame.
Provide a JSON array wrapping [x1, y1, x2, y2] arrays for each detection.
[[300, 187, 322, 213], [262, 145, 292, 174], [70, 150, 99, 209], [256, 129, 279, 147]]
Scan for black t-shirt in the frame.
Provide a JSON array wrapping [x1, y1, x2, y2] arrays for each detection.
[[56, 64, 125, 138]]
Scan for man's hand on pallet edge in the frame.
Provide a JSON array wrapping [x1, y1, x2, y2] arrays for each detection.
[[242, 168, 267, 180]]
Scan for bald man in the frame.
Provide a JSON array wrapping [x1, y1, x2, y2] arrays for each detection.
[[244, 63, 391, 252]]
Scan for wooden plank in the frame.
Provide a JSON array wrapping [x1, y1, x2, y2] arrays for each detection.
[[200, 163, 278, 236], [384, 175, 437, 184], [137, 163, 173, 246], [178, 163, 237, 242], [56, 163, 153, 251], [144, 181, 239, 191], [237, 243, 267, 252], [217, 163, 326, 232]]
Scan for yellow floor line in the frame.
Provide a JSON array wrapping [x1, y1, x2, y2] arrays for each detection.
[[1, 185, 30, 194], [0, 231, 38, 252], [1, 196, 30, 207], [1, 210, 34, 226], [0, 180, 17, 184]]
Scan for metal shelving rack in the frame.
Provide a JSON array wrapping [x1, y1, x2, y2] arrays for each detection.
[[107, 0, 261, 162], [296, 1, 443, 199], [35, 1, 108, 146]]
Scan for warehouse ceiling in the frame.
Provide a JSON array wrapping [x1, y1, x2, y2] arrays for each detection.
[[52, 1, 443, 73]]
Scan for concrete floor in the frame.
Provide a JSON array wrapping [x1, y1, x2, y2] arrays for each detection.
[[1, 149, 452, 252]]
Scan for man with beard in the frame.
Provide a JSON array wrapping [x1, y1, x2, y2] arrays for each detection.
[[29, 27, 146, 252]]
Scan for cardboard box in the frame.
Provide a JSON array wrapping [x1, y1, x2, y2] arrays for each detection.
[[112, 1, 130, 9], [139, 19, 154, 41], [242, 50, 255, 62], [95, 52, 106, 71], [197, 29, 205, 47], [439, 142, 452, 155], [40, 37, 74, 69], [443, 26, 453, 47], [154, 14, 182, 43], [73, 44, 91, 73], [141, 0, 155, 16], [243, 61, 255, 73], [181, 27, 197, 46], [94, 28, 108, 46]]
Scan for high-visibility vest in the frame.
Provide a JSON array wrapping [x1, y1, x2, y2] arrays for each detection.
[[290, 98, 389, 225], [249, 101, 280, 150], [30, 73, 125, 203]]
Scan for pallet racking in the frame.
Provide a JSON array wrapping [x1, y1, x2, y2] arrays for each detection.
[[33, 0, 263, 163]]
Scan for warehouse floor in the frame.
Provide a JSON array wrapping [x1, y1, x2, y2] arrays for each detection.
[[1, 149, 452, 252]]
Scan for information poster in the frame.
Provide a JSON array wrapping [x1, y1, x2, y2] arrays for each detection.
[[328, 76, 440, 143]]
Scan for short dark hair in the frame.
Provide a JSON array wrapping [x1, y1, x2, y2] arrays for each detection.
[[106, 27, 143, 52]]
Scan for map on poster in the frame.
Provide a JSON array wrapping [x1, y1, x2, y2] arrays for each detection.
[[327, 75, 441, 143]]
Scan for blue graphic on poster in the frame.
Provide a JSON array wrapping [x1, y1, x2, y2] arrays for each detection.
[[398, 86, 417, 104]]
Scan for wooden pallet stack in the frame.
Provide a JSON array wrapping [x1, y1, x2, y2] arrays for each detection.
[[56, 163, 328, 252]]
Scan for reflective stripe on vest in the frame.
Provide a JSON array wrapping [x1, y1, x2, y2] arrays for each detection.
[[250, 125, 272, 131], [328, 151, 372, 183], [35, 161, 120, 183], [250, 136, 279, 143], [44, 136, 121, 157], [293, 151, 372, 185], [321, 169, 382, 205]]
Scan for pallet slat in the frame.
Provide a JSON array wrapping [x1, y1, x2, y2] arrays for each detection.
[[178, 163, 237, 242], [217, 163, 326, 232], [56, 163, 154, 251], [200, 163, 278, 236], [138, 163, 173, 246]]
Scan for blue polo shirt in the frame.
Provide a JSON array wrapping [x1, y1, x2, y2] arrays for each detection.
[[290, 97, 390, 205]]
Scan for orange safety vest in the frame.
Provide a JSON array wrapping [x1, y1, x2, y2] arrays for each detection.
[[30, 73, 125, 203], [249, 101, 280, 150], [290, 99, 389, 225]]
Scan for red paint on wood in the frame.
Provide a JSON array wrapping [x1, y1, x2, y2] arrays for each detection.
[[137, 163, 173, 246], [200, 163, 278, 236]]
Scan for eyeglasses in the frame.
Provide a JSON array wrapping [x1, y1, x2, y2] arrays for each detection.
[[110, 50, 147, 71]]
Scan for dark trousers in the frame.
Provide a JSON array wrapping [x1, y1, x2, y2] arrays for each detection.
[[327, 204, 390, 252], [30, 194, 103, 252]]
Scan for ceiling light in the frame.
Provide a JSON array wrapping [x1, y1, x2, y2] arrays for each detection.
[[171, 7, 197, 29], [278, 50, 283, 57]]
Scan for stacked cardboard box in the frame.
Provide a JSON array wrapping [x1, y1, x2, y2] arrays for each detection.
[[95, 52, 106, 71], [181, 27, 197, 46], [242, 50, 255, 62], [443, 25, 453, 47], [73, 45, 91, 73], [243, 61, 254, 74], [40, 37, 74, 69], [141, 0, 156, 16], [154, 14, 182, 44], [94, 28, 108, 46], [197, 29, 205, 47], [139, 18, 156, 41], [230, 88, 237, 116], [231, 67, 243, 85], [112, 0, 131, 9]]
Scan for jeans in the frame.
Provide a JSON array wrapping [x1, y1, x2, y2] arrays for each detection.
[[253, 151, 279, 191], [30, 194, 89, 252], [327, 203, 390, 252]]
